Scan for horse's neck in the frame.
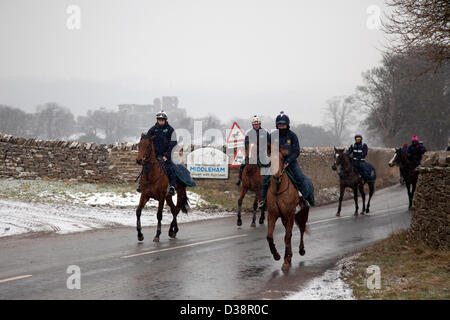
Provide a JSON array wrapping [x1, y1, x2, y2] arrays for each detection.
[[340, 154, 358, 179]]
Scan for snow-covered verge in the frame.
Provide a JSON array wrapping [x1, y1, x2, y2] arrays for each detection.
[[0, 179, 208, 209], [0, 179, 235, 238], [285, 255, 358, 300], [0, 198, 234, 238]]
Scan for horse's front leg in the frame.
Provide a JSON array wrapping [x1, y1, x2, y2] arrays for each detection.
[[282, 214, 294, 271], [358, 184, 366, 215], [336, 185, 345, 216], [153, 199, 165, 242], [136, 194, 149, 241], [166, 192, 181, 238], [237, 187, 247, 227], [410, 182, 417, 208], [405, 182, 412, 208], [353, 187, 359, 216], [256, 186, 265, 224], [266, 213, 280, 261]]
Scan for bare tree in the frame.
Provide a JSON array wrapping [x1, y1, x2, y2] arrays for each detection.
[[383, 0, 450, 73], [322, 96, 355, 145]]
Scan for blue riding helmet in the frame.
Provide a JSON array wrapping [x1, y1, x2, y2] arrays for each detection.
[[275, 111, 290, 128], [354, 133, 363, 141]]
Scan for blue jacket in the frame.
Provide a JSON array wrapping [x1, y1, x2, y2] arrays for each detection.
[[146, 122, 177, 159], [274, 129, 300, 165], [407, 143, 426, 165], [346, 142, 368, 161]]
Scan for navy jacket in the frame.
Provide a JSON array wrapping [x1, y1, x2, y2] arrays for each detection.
[[146, 122, 177, 159], [275, 129, 300, 165], [346, 142, 368, 161], [407, 143, 426, 165]]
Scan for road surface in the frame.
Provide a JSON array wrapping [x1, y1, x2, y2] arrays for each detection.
[[0, 184, 410, 299]]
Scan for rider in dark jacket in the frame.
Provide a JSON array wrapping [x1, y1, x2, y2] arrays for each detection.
[[236, 115, 270, 186], [259, 111, 309, 209], [407, 135, 426, 166], [137, 110, 178, 196], [346, 134, 368, 177]]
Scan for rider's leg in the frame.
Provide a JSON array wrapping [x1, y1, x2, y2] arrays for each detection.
[[258, 175, 270, 209], [236, 163, 246, 186], [161, 160, 177, 195], [287, 161, 310, 208]]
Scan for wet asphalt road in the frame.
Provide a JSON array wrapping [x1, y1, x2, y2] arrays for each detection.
[[0, 184, 410, 299]]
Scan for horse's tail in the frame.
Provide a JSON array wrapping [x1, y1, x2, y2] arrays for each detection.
[[181, 190, 189, 214]]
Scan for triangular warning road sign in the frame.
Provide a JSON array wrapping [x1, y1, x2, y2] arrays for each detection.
[[226, 122, 246, 143], [230, 148, 245, 167]]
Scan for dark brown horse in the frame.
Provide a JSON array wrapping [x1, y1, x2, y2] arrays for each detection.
[[237, 162, 265, 228], [266, 150, 310, 271], [332, 147, 375, 216], [135, 134, 189, 242], [389, 148, 418, 208]]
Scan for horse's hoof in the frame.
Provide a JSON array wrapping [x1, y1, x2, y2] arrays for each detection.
[[137, 234, 144, 242], [354, 212, 359, 216], [299, 248, 305, 256], [153, 237, 159, 242], [237, 219, 242, 226], [259, 217, 265, 224], [273, 252, 281, 261], [366, 208, 370, 213], [360, 211, 365, 215], [251, 222, 256, 228], [336, 212, 340, 217], [282, 262, 291, 271]]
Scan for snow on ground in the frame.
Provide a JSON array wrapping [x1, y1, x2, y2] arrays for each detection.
[[0, 178, 226, 238], [285, 256, 357, 300], [0, 198, 233, 238]]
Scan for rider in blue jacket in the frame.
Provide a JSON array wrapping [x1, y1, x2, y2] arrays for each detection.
[[259, 111, 309, 209], [137, 110, 178, 196], [346, 133, 368, 178]]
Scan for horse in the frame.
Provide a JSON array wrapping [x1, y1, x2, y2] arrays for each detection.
[[266, 150, 310, 271], [135, 134, 189, 242], [237, 144, 266, 227], [332, 147, 375, 217], [388, 147, 418, 209]]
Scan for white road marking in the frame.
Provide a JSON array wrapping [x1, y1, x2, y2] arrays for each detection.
[[0, 274, 32, 284], [121, 234, 248, 259]]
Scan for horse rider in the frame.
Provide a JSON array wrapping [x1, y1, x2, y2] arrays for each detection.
[[258, 111, 309, 209], [235, 115, 271, 186], [346, 133, 368, 178], [137, 110, 178, 196], [407, 135, 426, 167]]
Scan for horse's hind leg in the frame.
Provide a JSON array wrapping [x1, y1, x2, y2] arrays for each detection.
[[237, 187, 247, 227], [297, 205, 309, 256], [266, 213, 280, 261], [336, 185, 344, 216], [251, 197, 257, 228], [166, 192, 181, 238], [405, 182, 413, 208], [136, 194, 149, 242], [366, 182, 375, 213], [282, 214, 294, 271], [359, 184, 366, 215], [153, 200, 165, 242], [257, 188, 265, 224], [353, 187, 359, 216]]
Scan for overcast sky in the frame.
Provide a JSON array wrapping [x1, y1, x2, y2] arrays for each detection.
[[0, 0, 387, 126]]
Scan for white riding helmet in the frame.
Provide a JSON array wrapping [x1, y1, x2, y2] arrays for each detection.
[[252, 115, 261, 125], [156, 110, 168, 120]]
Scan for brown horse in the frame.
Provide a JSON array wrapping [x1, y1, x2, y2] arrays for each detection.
[[237, 162, 265, 228], [135, 134, 189, 242], [389, 147, 418, 208], [266, 150, 310, 270], [332, 147, 375, 216]]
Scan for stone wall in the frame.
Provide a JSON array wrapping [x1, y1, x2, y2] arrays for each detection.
[[0, 133, 399, 204], [408, 151, 450, 249]]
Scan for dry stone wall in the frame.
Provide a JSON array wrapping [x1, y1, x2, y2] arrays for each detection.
[[408, 151, 450, 249]]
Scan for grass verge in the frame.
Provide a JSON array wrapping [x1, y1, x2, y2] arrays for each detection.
[[343, 230, 450, 299]]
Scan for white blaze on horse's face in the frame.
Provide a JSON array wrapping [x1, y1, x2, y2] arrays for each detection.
[[389, 152, 396, 167]]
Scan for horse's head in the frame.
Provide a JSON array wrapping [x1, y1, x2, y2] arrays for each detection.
[[388, 148, 402, 167], [136, 134, 155, 165], [332, 147, 346, 171]]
